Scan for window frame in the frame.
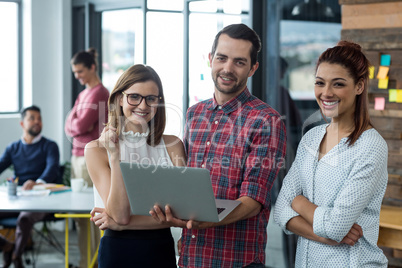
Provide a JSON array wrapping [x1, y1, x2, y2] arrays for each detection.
[[0, 0, 22, 114]]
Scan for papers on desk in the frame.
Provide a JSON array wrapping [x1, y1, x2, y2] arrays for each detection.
[[19, 189, 51, 197], [33, 184, 71, 194], [0, 184, 71, 197]]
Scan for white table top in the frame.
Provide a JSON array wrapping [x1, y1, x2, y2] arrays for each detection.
[[0, 186, 94, 213]]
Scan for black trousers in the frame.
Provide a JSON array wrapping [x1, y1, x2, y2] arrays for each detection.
[[98, 228, 176, 268]]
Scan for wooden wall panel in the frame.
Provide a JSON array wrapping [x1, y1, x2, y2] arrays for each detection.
[[341, 28, 402, 50], [346, 2, 402, 263], [340, 0, 402, 4], [384, 182, 402, 200], [369, 102, 402, 111], [370, 109, 402, 119], [372, 117, 402, 131], [342, 2, 402, 29], [364, 50, 402, 66], [378, 227, 402, 250], [389, 153, 402, 169]]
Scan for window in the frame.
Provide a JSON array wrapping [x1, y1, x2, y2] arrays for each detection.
[[102, 9, 144, 91], [188, 0, 250, 107], [280, 1, 341, 100], [280, 21, 341, 100], [0, 1, 21, 113], [146, 11, 184, 137]]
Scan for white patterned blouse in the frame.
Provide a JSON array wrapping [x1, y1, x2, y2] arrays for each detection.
[[274, 124, 388, 267]]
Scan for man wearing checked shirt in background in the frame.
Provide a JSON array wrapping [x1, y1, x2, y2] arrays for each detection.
[[151, 23, 286, 267]]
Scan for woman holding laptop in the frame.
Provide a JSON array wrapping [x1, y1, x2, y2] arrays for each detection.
[[85, 64, 186, 267]]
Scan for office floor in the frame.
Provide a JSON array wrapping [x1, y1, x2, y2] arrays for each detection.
[[0, 221, 80, 268], [1, 212, 287, 268]]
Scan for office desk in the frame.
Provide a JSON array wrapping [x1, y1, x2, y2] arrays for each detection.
[[0, 187, 96, 268], [0, 187, 94, 213], [378, 205, 402, 250]]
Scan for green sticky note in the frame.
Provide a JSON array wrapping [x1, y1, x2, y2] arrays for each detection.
[[389, 89, 397, 102]]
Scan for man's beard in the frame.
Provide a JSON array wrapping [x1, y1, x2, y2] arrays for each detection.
[[28, 127, 41, 137], [213, 72, 247, 95]]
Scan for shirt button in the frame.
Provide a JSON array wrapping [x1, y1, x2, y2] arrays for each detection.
[[214, 120, 218, 124], [201, 164, 205, 168], [206, 141, 210, 146], [218, 106, 222, 109], [191, 235, 196, 238]]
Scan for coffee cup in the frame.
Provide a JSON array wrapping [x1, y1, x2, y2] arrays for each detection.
[[70, 178, 88, 192]]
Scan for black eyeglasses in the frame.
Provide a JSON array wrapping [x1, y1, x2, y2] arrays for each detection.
[[121, 92, 162, 107]]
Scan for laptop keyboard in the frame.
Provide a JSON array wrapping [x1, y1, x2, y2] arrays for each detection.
[[217, 207, 226, 214]]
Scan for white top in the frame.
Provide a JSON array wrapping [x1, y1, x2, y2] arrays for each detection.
[[274, 124, 388, 267], [93, 129, 173, 209]]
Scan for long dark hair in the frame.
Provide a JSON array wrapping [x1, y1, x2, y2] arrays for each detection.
[[316, 40, 372, 146]]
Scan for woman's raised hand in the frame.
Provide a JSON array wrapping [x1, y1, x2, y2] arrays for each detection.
[[99, 125, 119, 155]]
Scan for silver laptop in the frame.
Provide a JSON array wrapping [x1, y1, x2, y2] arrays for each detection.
[[120, 163, 241, 222]]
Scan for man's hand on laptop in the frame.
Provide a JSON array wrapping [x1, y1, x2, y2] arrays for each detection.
[[150, 205, 214, 229], [150, 205, 187, 228]]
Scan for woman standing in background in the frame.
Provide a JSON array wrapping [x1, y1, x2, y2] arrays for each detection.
[[65, 48, 109, 268]]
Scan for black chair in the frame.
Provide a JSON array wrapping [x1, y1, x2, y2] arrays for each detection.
[[31, 164, 67, 259], [0, 217, 35, 266]]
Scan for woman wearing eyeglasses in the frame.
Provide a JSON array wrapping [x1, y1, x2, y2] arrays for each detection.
[[85, 64, 186, 267]]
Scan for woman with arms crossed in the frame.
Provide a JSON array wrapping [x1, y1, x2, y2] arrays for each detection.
[[274, 41, 388, 267], [85, 64, 186, 267]]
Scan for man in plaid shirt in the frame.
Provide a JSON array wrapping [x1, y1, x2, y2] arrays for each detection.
[[152, 23, 286, 267]]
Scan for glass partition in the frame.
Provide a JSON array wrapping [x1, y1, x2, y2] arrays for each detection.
[[188, 0, 249, 107], [147, 12, 184, 137], [0, 2, 19, 113], [101, 9, 144, 91], [280, 20, 341, 100]]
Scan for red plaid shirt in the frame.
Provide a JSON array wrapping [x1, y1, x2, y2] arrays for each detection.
[[179, 88, 286, 267]]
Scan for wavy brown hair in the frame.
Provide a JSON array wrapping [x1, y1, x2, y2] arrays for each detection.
[[316, 40, 372, 146], [107, 64, 166, 146]]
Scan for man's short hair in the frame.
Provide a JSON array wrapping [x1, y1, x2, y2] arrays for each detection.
[[20, 105, 41, 120], [211, 23, 261, 67]]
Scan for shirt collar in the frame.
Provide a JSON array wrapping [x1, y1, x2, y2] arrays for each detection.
[[21, 134, 42, 145], [209, 88, 251, 114]]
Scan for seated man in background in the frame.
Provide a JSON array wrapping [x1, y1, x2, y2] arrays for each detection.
[[0, 105, 60, 268]]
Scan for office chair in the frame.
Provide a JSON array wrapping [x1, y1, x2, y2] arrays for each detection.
[[31, 163, 67, 259], [0, 217, 35, 267]]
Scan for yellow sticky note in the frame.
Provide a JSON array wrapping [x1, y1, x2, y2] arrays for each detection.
[[377, 66, 389, 79], [397, 90, 402, 103], [389, 89, 397, 102], [369, 66, 375, 79], [378, 77, 389, 89]]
